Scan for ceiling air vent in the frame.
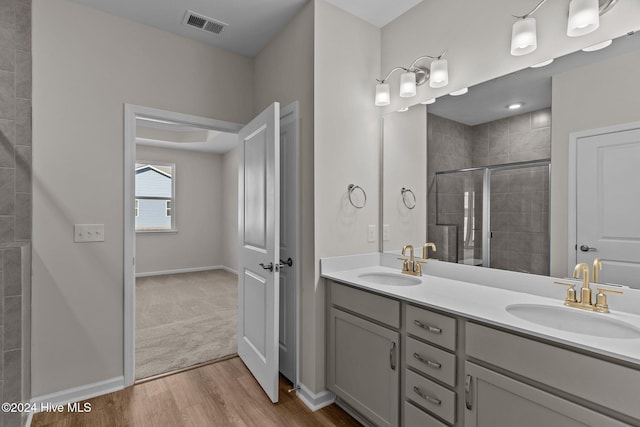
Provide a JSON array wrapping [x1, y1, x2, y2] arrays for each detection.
[[182, 10, 228, 35]]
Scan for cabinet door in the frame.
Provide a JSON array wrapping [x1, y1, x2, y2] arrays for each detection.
[[464, 362, 629, 427], [327, 307, 400, 427]]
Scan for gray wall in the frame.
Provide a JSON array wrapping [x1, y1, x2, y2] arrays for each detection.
[[427, 109, 551, 275], [0, 0, 32, 425]]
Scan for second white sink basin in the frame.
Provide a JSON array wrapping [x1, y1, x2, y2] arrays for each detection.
[[358, 272, 421, 286], [506, 304, 640, 339]]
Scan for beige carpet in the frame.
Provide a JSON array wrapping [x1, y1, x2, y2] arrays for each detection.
[[135, 269, 238, 380]]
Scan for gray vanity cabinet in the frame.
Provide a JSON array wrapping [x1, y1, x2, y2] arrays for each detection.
[[327, 281, 401, 427], [463, 362, 628, 427]]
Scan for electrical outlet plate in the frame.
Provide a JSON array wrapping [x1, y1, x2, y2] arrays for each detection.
[[367, 225, 376, 243], [74, 224, 105, 243]]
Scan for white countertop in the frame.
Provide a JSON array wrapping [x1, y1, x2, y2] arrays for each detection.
[[321, 261, 640, 366]]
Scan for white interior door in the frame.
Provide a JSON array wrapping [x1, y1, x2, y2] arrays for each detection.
[[278, 103, 299, 384], [238, 102, 280, 402], [576, 126, 640, 288]]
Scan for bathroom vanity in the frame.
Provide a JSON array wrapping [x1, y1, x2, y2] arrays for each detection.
[[322, 255, 640, 427]]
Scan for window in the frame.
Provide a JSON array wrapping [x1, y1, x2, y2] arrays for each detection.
[[135, 162, 175, 232]]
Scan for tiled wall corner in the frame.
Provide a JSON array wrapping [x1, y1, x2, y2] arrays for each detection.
[[0, 0, 32, 425]]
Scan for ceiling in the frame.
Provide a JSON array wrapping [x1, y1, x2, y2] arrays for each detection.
[[428, 31, 640, 126], [136, 118, 237, 154], [70, 0, 421, 57]]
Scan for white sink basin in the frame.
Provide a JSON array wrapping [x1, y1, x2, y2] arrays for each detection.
[[506, 304, 640, 339], [358, 272, 421, 286]]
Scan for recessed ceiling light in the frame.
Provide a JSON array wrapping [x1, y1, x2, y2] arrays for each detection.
[[420, 99, 436, 105], [450, 88, 469, 96], [397, 107, 409, 112], [582, 39, 612, 52], [507, 102, 524, 110], [530, 59, 554, 68]]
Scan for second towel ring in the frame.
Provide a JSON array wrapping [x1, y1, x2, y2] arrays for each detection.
[[348, 184, 367, 209], [401, 187, 416, 209]]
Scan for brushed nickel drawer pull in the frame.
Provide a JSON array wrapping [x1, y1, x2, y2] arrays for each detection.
[[465, 374, 473, 410], [413, 353, 442, 369], [390, 342, 397, 370], [414, 319, 442, 334], [413, 386, 441, 405]]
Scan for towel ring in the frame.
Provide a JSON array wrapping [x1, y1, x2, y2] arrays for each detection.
[[347, 184, 367, 209], [401, 187, 416, 209]]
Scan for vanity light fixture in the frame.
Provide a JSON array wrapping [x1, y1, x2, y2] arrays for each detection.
[[530, 58, 554, 68], [510, 0, 619, 56], [507, 102, 525, 110], [582, 39, 612, 51], [397, 107, 409, 112], [450, 87, 469, 96], [375, 50, 448, 106], [420, 98, 436, 105]]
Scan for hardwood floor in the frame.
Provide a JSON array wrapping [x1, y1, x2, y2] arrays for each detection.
[[32, 357, 360, 427]]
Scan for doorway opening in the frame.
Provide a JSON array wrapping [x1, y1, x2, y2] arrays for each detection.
[[124, 104, 300, 392]]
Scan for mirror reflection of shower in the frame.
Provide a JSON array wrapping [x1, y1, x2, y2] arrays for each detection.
[[435, 160, 550, 275]]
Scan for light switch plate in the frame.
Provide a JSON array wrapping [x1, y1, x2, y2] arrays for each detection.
[[383, 224, 390, 241], [367, 225, 376, 242], [74, 224, 105, 243]]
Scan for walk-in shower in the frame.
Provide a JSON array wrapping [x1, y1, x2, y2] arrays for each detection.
[[434, 160, 550, 275]]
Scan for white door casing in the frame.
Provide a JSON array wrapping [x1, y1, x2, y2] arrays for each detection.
[[237, 102, 281, 402], [278, 103, 299, 384], [569, 122, 640, 288]]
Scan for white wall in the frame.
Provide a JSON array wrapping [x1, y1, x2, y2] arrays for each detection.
[[221, 147, 239, 272], [252, 1, 318, 391], [550, 49, 640, 276], [381, 0, 640, 112], [135, 145, 226, 274], [382, 106, 427, 253], [32, 0, 253, 397], [313, 0, 381, 392]]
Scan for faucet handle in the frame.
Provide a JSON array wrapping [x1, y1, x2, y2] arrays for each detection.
[[594, 287, 623, 313], [554, 281, 578, 303], [397, 257, 410, 273]]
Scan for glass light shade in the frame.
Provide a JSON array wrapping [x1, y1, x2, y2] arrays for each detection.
[[375, 82, 390, 106], [530, 58, 554, 68], [511, 18, 537, 56], [420, 98, 436, 105], [450, 87, 468, 96], [429, 59, 448, 88], [567, 0, 599, 37], [399, 72, 417, 98], [582, 39, 612, 52]]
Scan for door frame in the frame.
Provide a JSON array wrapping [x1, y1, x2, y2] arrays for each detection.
[[123, 104, 243, 386], [567, 120, 640, 276]]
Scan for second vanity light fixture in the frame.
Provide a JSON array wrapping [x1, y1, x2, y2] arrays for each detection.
[[375, 50, 449, 106], [510, 0, 620, 56]]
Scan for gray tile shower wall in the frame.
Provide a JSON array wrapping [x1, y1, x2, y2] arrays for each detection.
[[0, 0, 32, 426], [428, 109, 551, 273]]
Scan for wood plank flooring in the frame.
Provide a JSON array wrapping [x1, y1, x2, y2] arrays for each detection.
[[32, 357, 360, 427]]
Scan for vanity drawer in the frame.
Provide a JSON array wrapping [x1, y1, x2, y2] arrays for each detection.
[[329, 281, 400, 328], [406, 337, 456, 387], [405, 369, 456, 424], [406, 305, 456, 350], [466, 322, 640, 421], [404, 401, 448, 427]]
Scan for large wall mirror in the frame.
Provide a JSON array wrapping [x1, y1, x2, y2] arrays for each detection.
[[382, 30, 640, 287]]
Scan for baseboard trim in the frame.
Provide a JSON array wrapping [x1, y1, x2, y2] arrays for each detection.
[[136, 265, 234, 278], [30, 376, 124, 411], [221, 266, 237, 275], [296, 383, 335, 411]]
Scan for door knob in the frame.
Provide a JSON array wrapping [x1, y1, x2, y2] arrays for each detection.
[[259, 262, 274, 272], [580, 245, 597, 252], [279, 258, 293, 268]]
